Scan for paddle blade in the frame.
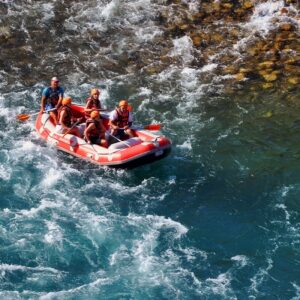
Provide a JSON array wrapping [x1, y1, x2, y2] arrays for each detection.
[[127, 105, 133, 112], [143, 124, 161, 130], [16, 114, 30, 121]]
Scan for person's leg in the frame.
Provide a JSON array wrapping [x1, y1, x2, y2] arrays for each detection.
[[49, 111, 58, 125], [93, 137, 108, 148], [125, 128, 135, 138], [69, 127, 81, 137], [100, 138, 108, 148]]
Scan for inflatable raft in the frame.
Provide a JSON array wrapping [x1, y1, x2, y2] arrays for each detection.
[[35, 104, 171, 168]]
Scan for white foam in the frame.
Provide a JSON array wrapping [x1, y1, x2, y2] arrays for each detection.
[[44, 221, 63, 244], [249, 257, 274, 295], [280, 185, 293, 198], [177, 140, 192, 150], [0, 164, 11, 181], [40, 3, 54, 23], [205, 273, 232, 296], [39, 277, 112, 300], [244, 0, 285, 35], [40, 167, 63, 188], [183, 0, 199, 13], [101, 0, 120, 20], [169, 36, 194, 64], [291, 282, 300, 300], [0, 263, 62, 274], [200, 64, 218, 73], [18, 199, 62, 218], [135, 27, 162, 42], [275, 203, 291, 221], [138, 87, 152, 97], [131, 214, 188, 238], [231, 255, 249, 268], [179, 246, 208, 262]]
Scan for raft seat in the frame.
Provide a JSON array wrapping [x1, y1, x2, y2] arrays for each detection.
[[108, 137, 142, 151]]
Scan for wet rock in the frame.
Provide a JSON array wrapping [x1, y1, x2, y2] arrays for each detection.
[[288, 77, 300, 85], [263, 111, 273, 118], [211, 33, 224, 44], [0, 26, 10, 38], [235, 73, 246, 81], [284, 64, 300, 74], [239, 68, 252, 74], [280, 23, 293, 31], [223, 65, 238, 75], [243, 1, 254, 10], [280, 7, 289, 15], [258, 61, 275, 70], [262, 72, 278, 82], [262, 83, 274, 89], [192, 35, 201, 47], [221, 3, 233, 9]]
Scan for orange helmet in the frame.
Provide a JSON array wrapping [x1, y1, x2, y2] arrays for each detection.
[[90, 110, 100, 119], [91, 88, 100, 96], [119, 100, 128, 107], [62, 97, 72, 106]]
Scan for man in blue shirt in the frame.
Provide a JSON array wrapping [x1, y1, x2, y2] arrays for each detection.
[[40, 77, 64, 125]]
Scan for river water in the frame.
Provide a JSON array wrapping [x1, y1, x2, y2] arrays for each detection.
[[0, 1, 300, 299]]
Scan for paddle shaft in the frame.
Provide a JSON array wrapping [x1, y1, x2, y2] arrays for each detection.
[[62, 120, 80, 137], [108, 132, 131, 148]]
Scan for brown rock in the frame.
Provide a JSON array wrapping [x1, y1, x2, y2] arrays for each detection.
[[179, 24, 189, 30], [239, 68, 252, 73], [280, 8, 289, 15], [262, 72, 278, 82], [222, 3, 233, 9], [212, 2, 221, 11], [258, 61, 275, 69], [235, 73, 246, 81], [211, 33, 223, 43], [243, 1, 254, 9], [223, 65, 238, 74], [280, 23, 293, 31], [192, 36, 201, 46], [262, 83, 274, 89], [288, 77, 300, 84]]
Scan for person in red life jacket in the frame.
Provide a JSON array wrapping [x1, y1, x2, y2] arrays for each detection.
[[40, 77, 64, 125], [55, 97, 81, 137], [109, 100, 135, 140], [84, 110, 108, 147], [84, 88, 101, 118]]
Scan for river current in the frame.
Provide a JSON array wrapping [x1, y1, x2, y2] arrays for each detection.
[[0, 1, 300, 299]]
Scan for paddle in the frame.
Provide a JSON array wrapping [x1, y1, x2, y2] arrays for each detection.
[[143, 124, 161, 131], [16, 108, 56, 122], [108, 132, 131, 148], [62, 120, 81, 138]]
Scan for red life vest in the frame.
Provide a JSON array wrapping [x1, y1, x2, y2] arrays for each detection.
[[58, 106, 72, 127], [115, 108, 129, 128], [85, 97, 101, 117], [85, 118, 104, 138]]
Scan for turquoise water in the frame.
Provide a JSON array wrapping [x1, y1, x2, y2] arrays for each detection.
[[1, 1, 300, 299]]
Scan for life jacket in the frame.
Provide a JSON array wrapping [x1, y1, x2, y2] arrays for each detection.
[[46, 87, 60, 106], [58, 106, 72, 127], [85, 97, 101, 117], [115, 108, 129, 128], [85, 118, 104, 138]]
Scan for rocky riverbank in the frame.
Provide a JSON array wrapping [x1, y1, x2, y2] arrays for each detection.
[[0, 1, 299, 99]]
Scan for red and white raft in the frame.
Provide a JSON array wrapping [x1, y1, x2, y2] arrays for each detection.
[[35, 104, 171, 168]]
